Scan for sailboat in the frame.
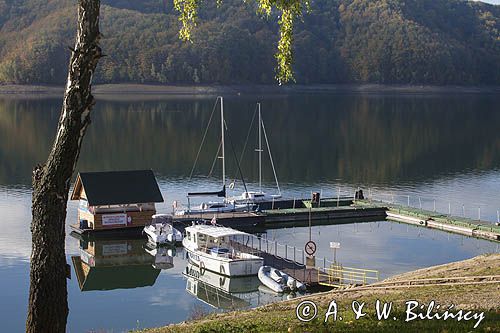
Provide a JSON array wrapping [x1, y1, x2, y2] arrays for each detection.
[[175, 97, 252, 216], [230, 103, 281, 205]]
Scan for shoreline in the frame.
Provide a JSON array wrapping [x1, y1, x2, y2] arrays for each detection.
[[139, 254, 500, 332], [1, 83, 500, 97]]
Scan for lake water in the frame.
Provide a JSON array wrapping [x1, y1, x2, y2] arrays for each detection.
[[0, 91, 499, 332]]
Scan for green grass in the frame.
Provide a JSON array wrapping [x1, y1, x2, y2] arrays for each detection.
[[141, 284, 500, 333]]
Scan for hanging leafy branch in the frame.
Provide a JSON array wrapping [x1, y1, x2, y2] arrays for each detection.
[[173, 0, 309, 84], [173, 0, 201, 41]]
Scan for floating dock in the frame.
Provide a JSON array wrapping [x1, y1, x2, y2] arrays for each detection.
[[354, 199, 500, 241], [72, 194, 500, 242], [172, 196, 383, 226], [173, 211, 265, 229], [263, 206, 386, 224]]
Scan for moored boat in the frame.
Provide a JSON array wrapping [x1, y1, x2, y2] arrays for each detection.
[[143, 214, 183, 245], [182, 224, 264, 277], [228, 103, 281, 206], [258, 265, 306, 293]]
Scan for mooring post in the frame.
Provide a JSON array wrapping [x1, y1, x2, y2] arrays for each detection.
[[434, 199, 436, 212], [285, 245, 288, 260], [407, 195, 410, 207], [419, 197, 422, 209], [293, 198, 296, 209], [293, 246, 296, 262], [478, 206, 481, 221], [266, 238, 269, 253], [337, 187, 340, 207], [448, 202, 451, 215], [275, 241, 277, 256]]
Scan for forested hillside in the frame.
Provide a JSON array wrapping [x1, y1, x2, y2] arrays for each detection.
[[0, 0, 499, 85]]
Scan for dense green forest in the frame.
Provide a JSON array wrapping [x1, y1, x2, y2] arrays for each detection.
[[0, 0, 499, 85]]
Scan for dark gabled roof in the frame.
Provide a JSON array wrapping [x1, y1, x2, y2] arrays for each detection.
[[71, 170, 164, 206]]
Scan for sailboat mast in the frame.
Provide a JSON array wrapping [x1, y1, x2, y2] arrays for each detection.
[[220, 96, 226, 191], [258, 103, 262, 193]]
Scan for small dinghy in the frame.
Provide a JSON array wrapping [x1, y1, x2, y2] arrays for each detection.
[[143, 214, 183, 245], [258, 266, 306, 293]]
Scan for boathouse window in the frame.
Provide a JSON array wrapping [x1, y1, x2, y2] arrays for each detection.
[[187, 231, 191, 241]]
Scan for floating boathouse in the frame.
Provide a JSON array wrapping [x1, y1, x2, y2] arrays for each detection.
[[71, 170, 164, 231]]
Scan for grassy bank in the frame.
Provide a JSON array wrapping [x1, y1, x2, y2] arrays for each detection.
[[141, 254, 500, 333]]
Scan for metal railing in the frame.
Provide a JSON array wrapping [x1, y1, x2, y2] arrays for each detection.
[[317, 263, 379, 287], [236, 233, 308, 267], [362, 189, 500, 225]]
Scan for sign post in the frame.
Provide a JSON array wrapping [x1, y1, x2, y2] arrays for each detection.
[[304, 240, 317, 267], [330, 241, 340, 263]]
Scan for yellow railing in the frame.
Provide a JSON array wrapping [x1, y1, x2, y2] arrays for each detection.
[[318, 264, 379, 287]]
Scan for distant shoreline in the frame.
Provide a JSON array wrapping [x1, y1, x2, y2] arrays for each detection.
[[1, 83, 499, 97]]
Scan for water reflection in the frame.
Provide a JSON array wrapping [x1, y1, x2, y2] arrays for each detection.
[[183, 262, 261, 310], [0, 94, 499, 186], [70, 234, 176, 291], [1, 92, 499, 332]]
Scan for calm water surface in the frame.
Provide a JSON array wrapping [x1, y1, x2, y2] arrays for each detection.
[[0, 92, 499, 332]]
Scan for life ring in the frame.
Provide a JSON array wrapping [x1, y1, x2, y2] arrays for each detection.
[[220, 264, 226, 276], [199, 261, 206, 276]]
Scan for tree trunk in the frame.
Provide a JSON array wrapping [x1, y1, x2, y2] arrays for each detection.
[[26, 1, 101, 332]]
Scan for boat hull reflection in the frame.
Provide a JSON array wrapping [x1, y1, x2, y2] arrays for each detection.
[[183, 262, 260, 309]]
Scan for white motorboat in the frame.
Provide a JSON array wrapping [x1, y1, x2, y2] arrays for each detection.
[[258, 265, 306, 293], [143, 214, 183, 245], [182, 224, 263, 277], [184, 262, 260, 294]]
